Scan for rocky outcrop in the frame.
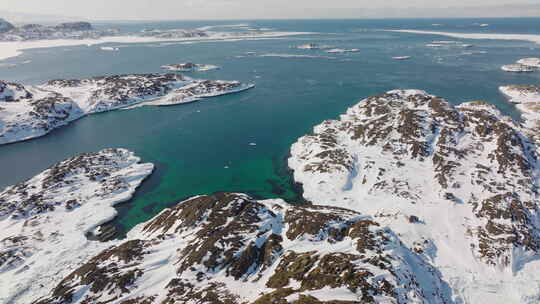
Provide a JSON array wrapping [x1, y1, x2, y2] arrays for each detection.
[[42, 73, 187, 113], [517, 58, 540, 68], [502, 58, 540, 73], [0, 149, 153, 304], [0, 74, 254, 144], [501, 64, 535, 72], [500, 85, 540, 135], [0, 82, 84, 144], [34, 193, 452, 304], [289, 90, 540, 303], [6, 89, 540, 303]]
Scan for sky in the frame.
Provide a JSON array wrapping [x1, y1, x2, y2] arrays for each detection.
[[1, 0, 540, 21]]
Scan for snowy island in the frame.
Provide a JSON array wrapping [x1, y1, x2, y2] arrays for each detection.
[[501, 63, 535, 72], [0, 73, 254, 145], [502, 57, 540, 73], [161, 62, 221, 72]]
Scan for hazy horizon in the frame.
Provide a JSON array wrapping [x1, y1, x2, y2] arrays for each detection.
[[1, 1, 540, 23]]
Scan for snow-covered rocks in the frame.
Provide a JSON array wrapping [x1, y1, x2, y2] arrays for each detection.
[[517, 58, 540, 68], [34, 192, 452, 304], [502, 58, 540, 73], [0, 148, 154, 304], [0, 74, 254, 144], [161, 62, 220, 72], [501, 64, 535, 72], [0, 85, 84, 145], [144, 80, 254, 106], [500, 85, 540, 133], [289, 89, 540, 303], [0, 80, 33, 102], [42, 73, 188, 113]]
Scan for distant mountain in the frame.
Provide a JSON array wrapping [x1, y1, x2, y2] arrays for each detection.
[[0, 18, 15, 33]]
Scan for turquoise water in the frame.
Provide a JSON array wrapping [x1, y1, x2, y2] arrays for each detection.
[[1, 18, 540, 235]]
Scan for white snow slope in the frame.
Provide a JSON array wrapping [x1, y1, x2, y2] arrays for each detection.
[[0, 148, 154, 304], [289, 90, 540, 303]]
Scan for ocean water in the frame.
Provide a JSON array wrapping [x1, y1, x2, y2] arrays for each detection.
[[1, 18, 540, 236]]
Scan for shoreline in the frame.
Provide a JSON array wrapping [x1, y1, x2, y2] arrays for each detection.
[[388, 29, 540, 45], [0, 31, 315, 62]]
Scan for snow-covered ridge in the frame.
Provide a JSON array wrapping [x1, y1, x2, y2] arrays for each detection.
[[34, 192, 452, 304], [0, 74, 254, 145], [0, 148, 154, 304], [288, 90, 540, 303]]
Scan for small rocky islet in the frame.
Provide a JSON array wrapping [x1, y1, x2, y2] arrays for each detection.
[[501, 57, 540, 73], [2, 86, 540, 303], [0, 73, 254, 145], [161, 62, 221, 72]]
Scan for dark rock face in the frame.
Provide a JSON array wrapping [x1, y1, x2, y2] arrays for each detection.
[[34, 193, 452, 304]]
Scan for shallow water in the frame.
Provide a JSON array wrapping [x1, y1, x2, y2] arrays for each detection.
[[1, 18, 540, 235]]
